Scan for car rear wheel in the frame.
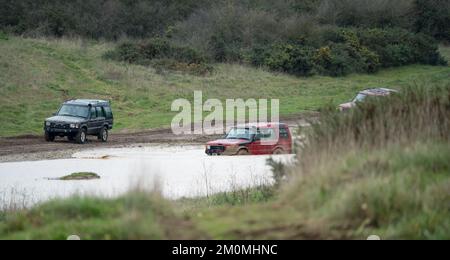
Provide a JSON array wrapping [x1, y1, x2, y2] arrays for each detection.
[[98, 127, 108, 142], [75, 128, 87, 144], [272, 148, 285, 155], [45, 131, 55, 142], [237, 149, 249, 156]]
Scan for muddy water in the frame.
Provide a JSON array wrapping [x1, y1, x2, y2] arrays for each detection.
[[0, 145, 295, 209]]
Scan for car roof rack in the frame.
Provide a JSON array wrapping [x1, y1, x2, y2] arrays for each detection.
[[64, 99, 110, 106], [360, 88, 398, 96]]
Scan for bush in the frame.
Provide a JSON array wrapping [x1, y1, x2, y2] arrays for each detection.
[[0, 0, 207, 39], [314, 30, 381, 76], [358, 28, 447, 67], [317, 0, 415, 29], [249, 27, 445, 77], [414, 0, 450, 42], [0, 31, 8, 40], [151, 59, 213, 76], [250, 43, 316, 76], [104, 38, 211, 75]]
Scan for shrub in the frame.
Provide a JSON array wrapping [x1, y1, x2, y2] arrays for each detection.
[[358, 28, 447, 67], [151, 59, 213, 76], [414, 0, 450, 42], [0, 31, 8, 40], [250, 43, 316, 76], [248, 27, 446, 77], [317, 0, 415, 29], [104, 38, 211, 75], [0, 0, 207, 39]]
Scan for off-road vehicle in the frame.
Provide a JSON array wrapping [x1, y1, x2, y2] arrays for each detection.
[[338, 88, 399, 112], [206, 123, 292, 156], [44, 99, 113, 144]]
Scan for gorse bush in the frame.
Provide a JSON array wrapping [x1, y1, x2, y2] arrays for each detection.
[[250, 44, 316, 76], [249, 28, 445, 77], [357, 28, 447, 67], [104, 39, 212, 75]]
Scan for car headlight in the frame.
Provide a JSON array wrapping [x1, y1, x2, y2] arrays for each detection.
[[206, 145, 211, 150], [70, 124, 80, 129], [45, 121, 51, 126]]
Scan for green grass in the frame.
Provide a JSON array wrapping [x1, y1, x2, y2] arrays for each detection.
[[59, 172, 100, 181], [0, 193, 205, 240], [0, 37, 449, 136]]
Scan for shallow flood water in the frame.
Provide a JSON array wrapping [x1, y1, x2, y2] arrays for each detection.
[[0, 145, 295, 208]]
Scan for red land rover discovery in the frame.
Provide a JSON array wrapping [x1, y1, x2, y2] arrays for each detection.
[[205, 123, 292, 156]]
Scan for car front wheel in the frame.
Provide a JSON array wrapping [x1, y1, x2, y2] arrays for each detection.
[[45, 131, 55, 142], [76, 128, 87, 144], [237, 149, 249, 156]]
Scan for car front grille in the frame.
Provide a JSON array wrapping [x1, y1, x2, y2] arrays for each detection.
[[50, 123, 70, 129], [210, 146, 225, 152]]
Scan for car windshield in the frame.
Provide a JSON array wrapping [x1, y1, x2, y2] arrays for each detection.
[[226, 128, 254, 140], [353, 93, 367, 103], [57, 105, 89, 118]]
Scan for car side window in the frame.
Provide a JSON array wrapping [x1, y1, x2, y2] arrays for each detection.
[[104, 106, 112, 119], [256, 128, 276, 141], [96, 107, 105, 118], [279, 127, 289, 139], [90, 107, 97, 119]]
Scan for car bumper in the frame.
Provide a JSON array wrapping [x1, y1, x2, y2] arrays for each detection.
[[45, 127, 79, 135], [205, 146, 239, 156]]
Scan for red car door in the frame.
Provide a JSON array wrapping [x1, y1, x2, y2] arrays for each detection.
[[248, 128, 277, 155], [278, 126, 292, 153]]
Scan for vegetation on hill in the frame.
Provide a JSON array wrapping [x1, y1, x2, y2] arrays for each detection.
[[1, 0, 449, 76]]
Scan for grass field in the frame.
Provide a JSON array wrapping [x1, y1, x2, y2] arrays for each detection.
[[0, 36, 449, 136]]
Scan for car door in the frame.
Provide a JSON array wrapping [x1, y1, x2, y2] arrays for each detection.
[[278, 126, 292, 153], [103, 105, 113, 128], [87, 106, 99, 134], [248, 133, 262, 155], [96, 106, 106, 129], [248, 128, 276, 155]]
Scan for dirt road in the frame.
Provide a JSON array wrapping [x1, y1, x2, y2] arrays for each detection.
[[0, 128, 221, 162], [0, 115, 315, 162]]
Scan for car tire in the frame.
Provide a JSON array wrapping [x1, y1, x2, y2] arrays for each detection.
[[272, 148, 285, 155], [237, 149, 249, 156], [75, 128, 87, 144], [45, 131, 55, 142], [98, 127, 108, 142]]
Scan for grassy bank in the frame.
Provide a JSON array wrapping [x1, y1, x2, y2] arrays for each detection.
[[0, 36, 449, 136], [0, 84, 448, 240]]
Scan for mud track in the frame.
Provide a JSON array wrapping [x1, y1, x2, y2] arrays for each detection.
[[0, 115, 316, 162]]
